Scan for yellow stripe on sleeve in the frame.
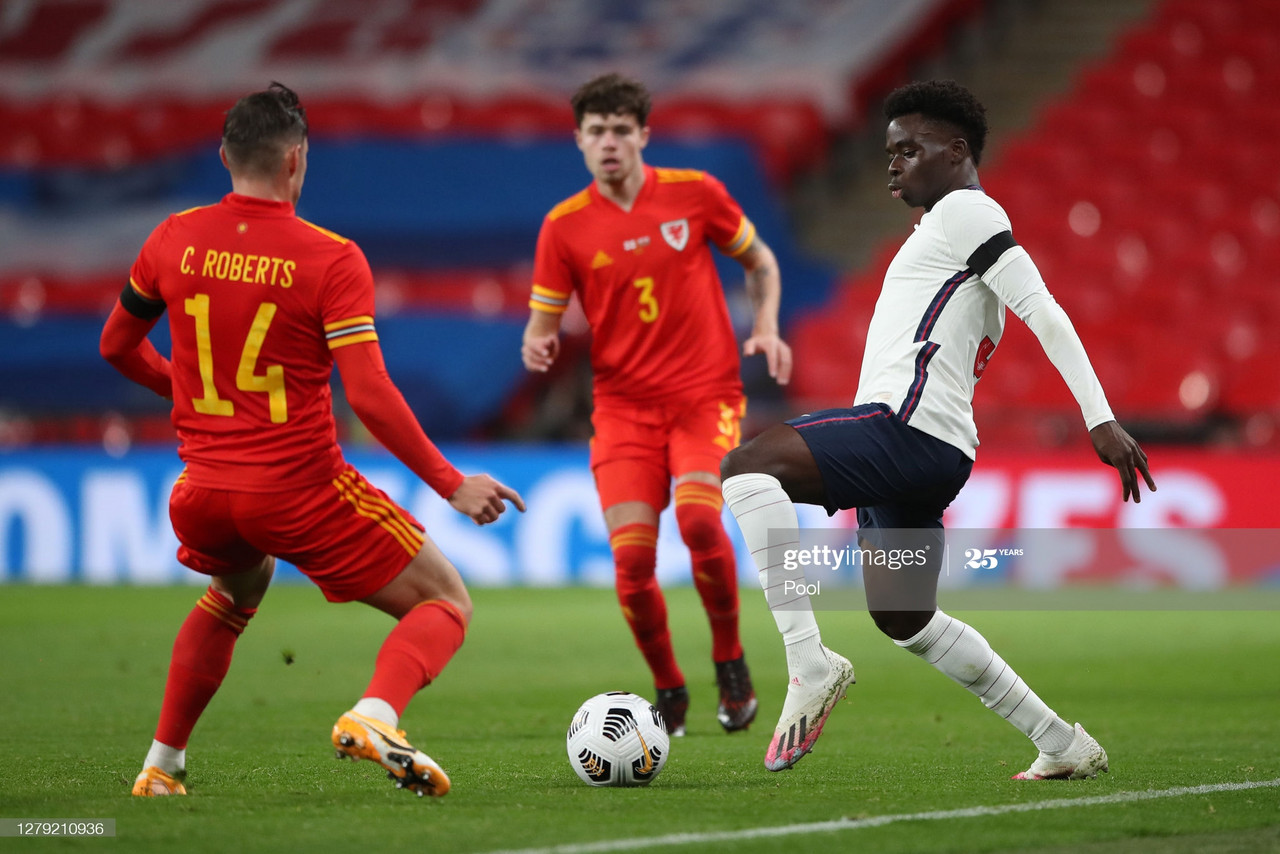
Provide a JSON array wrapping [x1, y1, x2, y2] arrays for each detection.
[[722, 218, 757, 258], [529, 283, 572, 315], [324, 315, 375, 332], [327, 331, 379, 350], [325, 316, 377, 349]]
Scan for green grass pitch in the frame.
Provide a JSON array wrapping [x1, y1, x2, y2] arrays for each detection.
[[2, 584, 1278, 853]]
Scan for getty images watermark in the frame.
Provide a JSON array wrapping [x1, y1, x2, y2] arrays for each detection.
[[779, 543, 1025, 578], [763, 528, 1280, 611]]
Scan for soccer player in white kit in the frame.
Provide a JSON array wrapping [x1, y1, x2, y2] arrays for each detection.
[[721, 80, 1156, 778]]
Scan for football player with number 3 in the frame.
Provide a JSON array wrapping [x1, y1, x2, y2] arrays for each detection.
[[721, 81, 1156, 777], [522, 73, 792, 737], [101, 83, 524, 799]]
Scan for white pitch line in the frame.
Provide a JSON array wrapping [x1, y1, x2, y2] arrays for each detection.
[[485, 777, 1280, 854]]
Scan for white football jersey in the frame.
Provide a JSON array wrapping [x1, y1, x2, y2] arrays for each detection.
[[854, 188, 1112, 458]]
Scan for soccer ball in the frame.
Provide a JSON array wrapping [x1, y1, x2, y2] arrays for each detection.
[[566, 691, 669, 787]]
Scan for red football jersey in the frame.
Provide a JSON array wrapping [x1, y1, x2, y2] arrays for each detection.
[[129, 193, 378, 491], [530, 165, 756, 405]]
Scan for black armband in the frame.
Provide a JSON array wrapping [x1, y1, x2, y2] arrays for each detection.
[[120, 282, 166, 320], [966, 230, 1017, 278]]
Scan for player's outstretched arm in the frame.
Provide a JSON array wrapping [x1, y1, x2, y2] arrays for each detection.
[[1089, 420, 1157, 503], [735, 237, 792, 385], [335, 342, 525, 524], [521, 310, 562, 373], [448, 474, 527, 526], [335, 342, 465, 493]]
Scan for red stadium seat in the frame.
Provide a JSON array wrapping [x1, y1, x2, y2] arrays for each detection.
[[1154, 0, 1248, 37], [0, 0, 108, 60], [1220, 349, 1280, 415], [796, 0, 1280, 426]]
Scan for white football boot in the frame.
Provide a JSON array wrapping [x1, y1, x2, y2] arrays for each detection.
[[1012, 722, 1109, 780], [764, 647, 855, 771]]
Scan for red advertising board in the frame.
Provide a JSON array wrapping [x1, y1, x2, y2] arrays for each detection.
[[934, 450, 1280, 587]]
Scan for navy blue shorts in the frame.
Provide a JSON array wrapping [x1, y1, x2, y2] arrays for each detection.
[[786, 403, 973, 531]]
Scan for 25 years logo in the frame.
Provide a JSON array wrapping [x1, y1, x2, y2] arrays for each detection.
[[963, 547, 1024, 570]]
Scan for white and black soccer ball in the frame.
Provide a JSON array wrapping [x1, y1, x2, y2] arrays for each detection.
[[566, 691, 669, 787]]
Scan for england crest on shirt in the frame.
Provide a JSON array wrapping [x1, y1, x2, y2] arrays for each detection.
[[660, 219, 689, 251]]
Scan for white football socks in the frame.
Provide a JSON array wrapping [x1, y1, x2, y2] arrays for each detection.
[[721, 473, 1079, 752], [353, 697, 399, 728], [143, 740, 185, 775], [722, 473, 828, 679], [896, 610, 1075, 754]]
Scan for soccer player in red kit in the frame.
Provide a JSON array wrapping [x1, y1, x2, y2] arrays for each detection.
[[522, 74, 792, 736], [101, 83, 523, 798]]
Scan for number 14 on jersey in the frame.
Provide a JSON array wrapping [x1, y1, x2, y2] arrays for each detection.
[[184, 293, 289, 424]]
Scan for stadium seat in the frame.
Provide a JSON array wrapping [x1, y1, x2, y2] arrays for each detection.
[[1220, 348, 1280, 415], [0, 0, 109, 60], [792, 0, 1280, 436], [7, 0, 1275, 442]]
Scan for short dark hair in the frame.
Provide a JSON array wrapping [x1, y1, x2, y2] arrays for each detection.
[[570, 73, 652, 127], [883, 80, 988, 165], [222, 82, 308, 176]]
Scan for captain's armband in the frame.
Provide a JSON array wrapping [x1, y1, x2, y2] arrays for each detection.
[[120, 282, 166, 319]]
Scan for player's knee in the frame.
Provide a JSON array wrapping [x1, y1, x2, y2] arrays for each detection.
[[869, 609, 934, 642], [720, 444, 756, 481], [614, 559, 655, 595], [614, 549, 656, 596], [610, 523, 657, 595], [675, 503, 722, 552], [722, 435, 791, 484], [212, 555, 275, 610], [422, 561, 473, 626], [443, 588, 473, 626], [673, 483, 728, 552]]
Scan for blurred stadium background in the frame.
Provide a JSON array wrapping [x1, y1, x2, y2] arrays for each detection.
[[2, 0, 1278, 589]]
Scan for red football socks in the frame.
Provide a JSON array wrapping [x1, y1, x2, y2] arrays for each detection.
[[362, 599, 467, 716], [611, 523, 684, 690], [675, 482, 744, 662], [155, 588, 256, 749]]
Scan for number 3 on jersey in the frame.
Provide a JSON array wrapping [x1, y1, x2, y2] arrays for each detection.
[[184, 293, 288, 423], [633, 276, 659, 323]]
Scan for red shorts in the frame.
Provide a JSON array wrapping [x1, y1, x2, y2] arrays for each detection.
[[168, 464, 424, 603], [589, 394, 745, 512]]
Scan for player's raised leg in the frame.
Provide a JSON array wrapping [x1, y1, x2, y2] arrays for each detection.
[[332, 534, 472, 798], [133, 554, 274, 797], [721, 423, 854, 771]]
